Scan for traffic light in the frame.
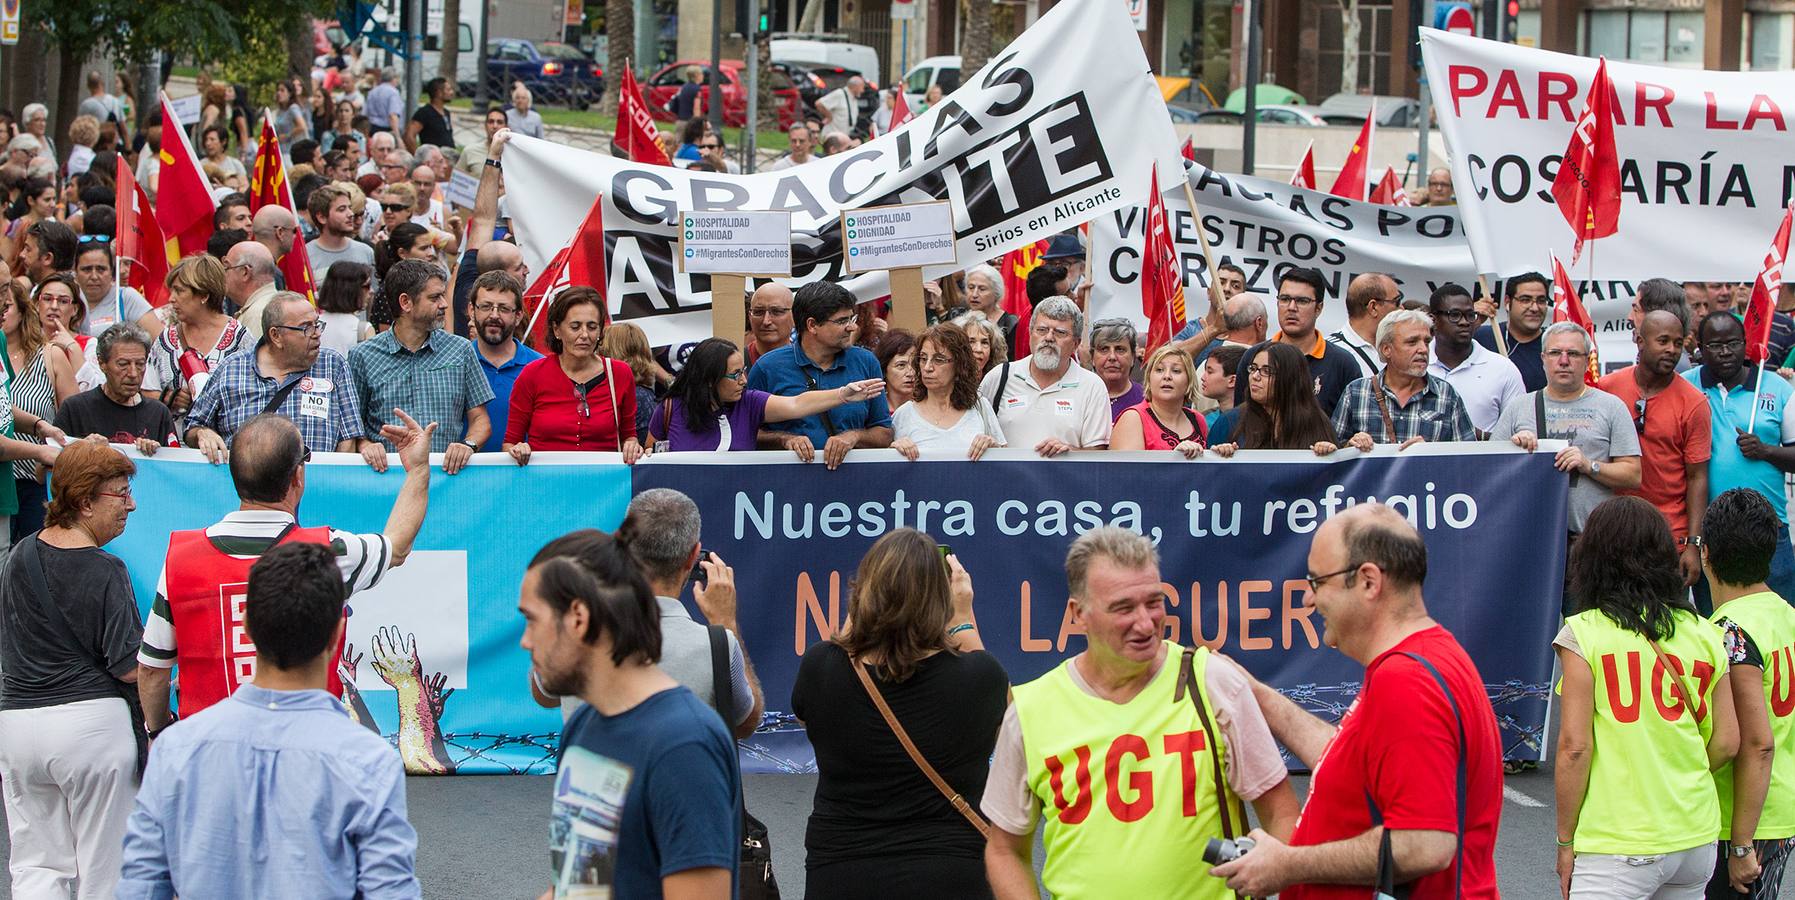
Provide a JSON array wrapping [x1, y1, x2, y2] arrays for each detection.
[[1502, 0, 1520, 42]]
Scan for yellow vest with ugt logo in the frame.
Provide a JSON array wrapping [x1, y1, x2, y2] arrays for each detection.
[[1711, 591, 1795, 840], [1013, 641, 1242, 900], [1565, 608, 1726, 855]]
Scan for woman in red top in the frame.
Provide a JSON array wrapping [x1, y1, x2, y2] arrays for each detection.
[[503, 287, 644, 464], [1110, 343, 1207, 458]]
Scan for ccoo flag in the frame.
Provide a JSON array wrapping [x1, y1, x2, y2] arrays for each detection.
[[1140, 170, 1186, 352], [249, 114, 317, 302], [613, 65, 672, 166], [1743, 205, 1793, 365], [1290, 141, 1316, 191], [115, 155, 170, 306], [155, 92, 217, 261], [522, 192, 608, 349], [1550, 57, 1622, 265], [1328, 109, 1374, 201], [888, 89, 914, 131], [1550, 252, 1600, 386]]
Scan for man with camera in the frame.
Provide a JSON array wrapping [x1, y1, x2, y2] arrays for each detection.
[[983, 527, 1298, 899], [1210, 504, 1503, 899]]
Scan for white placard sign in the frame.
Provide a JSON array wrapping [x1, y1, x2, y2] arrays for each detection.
[[840, 201, 957, 273], [168, 95, 203, 127], [677, 210, 793, 276], [444, 169, 479, 210]]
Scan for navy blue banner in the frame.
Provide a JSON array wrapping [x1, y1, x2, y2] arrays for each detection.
[[633, 446, 1568, 774]]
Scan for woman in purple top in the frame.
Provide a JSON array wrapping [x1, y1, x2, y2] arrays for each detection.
[[647, 338, 885, 454]]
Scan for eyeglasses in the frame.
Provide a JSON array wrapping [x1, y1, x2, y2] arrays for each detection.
[[825, 314, 857, 328], [272, 320, 327, 336], [97, 486, 133, 501], [1544, 349, 1588, 360], [1276, 294, 1319, 308], [1031, 324, 1074, 340], [1246, 363, 1277, 377], [1305, 565, 1357, 592], [919, 354, 953, 367], [723, 368, 746, 382], [1511, 295, 1550, 307], [473, 302, 519, 315], [749, 306, 791, 319], [1434, 310, 1481, 325], [1704, 338, 1746, 352], [381, 202, 409, 212], [223, 261, 253, 274], [1633, 398, 1648, 434], [299, 447, 313, 465]]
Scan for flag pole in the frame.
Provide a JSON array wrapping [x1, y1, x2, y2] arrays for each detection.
[[1478, 274, 1507, 355], [1177, 166, 1228, 318]]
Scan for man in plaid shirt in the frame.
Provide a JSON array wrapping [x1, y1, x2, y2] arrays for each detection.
[[1332, 309, 1476, 451], [349, 259, 493, 475], [184, 292, 368, 462]]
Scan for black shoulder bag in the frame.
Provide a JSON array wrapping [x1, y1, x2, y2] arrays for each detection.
[[991, 360, 1012, 408], [1368, 651, 1468, 900], [262, 374, 309, 416], [710, 625, 780, 899], [1173, 644, 1247, 900], [18, 536, 149, 778]]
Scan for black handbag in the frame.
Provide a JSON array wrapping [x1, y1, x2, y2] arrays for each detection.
[[710, 625, 780, 899]]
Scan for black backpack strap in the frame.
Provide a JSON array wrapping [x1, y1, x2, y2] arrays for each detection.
[[708, 624, 735, 730], [261, 374, 309, 417], [1393, 651, 1468, 900], [992, 360, 1011, 408]]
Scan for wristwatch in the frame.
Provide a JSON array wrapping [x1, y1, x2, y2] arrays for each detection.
[[1678, 535, 1705, 548], [1589, 460, 1602, 476], [1731, 844, 1754, 859], [459, 439, 479, 451], [485, 158, 502, 170]]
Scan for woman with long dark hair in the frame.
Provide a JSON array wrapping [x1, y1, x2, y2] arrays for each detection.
[[792, 528, 1006, 898], [1554, 495, 1738, 899], [1210, 342, 1338, 456], [375, 222, 436, 278], [891, 324, 1005, 460], [645, 337, 881, 454], [315, 261, 373, 356]]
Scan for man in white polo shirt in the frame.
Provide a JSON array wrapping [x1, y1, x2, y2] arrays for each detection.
[[979, 296, 1112, 457], [1427, 283, 1524, 435]]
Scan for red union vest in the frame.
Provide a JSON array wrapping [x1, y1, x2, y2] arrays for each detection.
[[164, 523, 339, 716]]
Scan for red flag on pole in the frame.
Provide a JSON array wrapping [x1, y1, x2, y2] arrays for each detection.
[[1550, 252, 1600, 386], [1000, 239, 1048, 359], [1141, 170, 1186, 353], [248, 114, 317, 302], [1551, 57, 1622, 265], [1328, 110, 1374, 201], [614, 66, 673, 166], [155, 93, 217, 261], [522, 193, 607, 349], [888, 89, 914, 131], [1180, 135, 1195, 162], [115, 155, 169, 307], [1290, 141, 1316, 190], [1368, 167, 1411, 206], [1743, 205, 1793, 365]]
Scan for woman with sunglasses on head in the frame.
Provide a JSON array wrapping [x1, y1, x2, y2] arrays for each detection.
[[1209, 341, 1339, 457], [142, 255, 249, 420], [646, 337, 882, 455], [1111, 344, 1207, 459], [505, 287, 646, 465]]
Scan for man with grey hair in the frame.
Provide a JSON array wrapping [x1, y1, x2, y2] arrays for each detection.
[[985, 526, 1299, 898], [1329, 272, 1401, 379], [364, 68, 404, 138], [530, 488, 765, 738], [766, 122, 816, 170], [1493, 321, 1641, 589], [54, 324, 176, 453], [1334, 308, 1475, 449], [745, 282, 795, 368], [225, 241, 280, 337], [358, 130, 397, 178], [1211, 503, 1502, 898], [1172, 289, 1266, 365], [505, 82, 545, 139], [979, 296, 1112, 456], [815, 76, 865, 139]]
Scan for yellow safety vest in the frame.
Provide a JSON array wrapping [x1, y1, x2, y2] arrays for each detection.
[[1711, 591, 1795, 840]]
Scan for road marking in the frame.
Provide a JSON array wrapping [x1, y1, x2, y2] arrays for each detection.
[[1503, 784, 1545, 808]]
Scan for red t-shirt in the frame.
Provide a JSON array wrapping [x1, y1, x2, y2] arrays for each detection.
[[1285, 626, 1503, 900], [1595, 366, 1711, 538], [504, 355, 637, 451]]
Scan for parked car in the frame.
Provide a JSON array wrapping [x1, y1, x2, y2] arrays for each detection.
[[485, 39, 604, 109], [644, 60, 801, 129], [1196, 104, 1327, 126], [1317, 93, 1423, 127], [769, 34, 880, 84], [901, 55, 962, 109]]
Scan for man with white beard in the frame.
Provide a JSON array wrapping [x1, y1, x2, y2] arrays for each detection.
[[979, 296, 1113, 457]]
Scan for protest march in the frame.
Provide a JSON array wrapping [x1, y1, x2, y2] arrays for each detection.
[[3, 0, 1795, 896]]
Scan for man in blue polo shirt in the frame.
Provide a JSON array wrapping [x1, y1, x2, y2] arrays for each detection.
[[748, 281, 892, 469], [470, 270, 540, 451], [1684, 310, 1795, 605]]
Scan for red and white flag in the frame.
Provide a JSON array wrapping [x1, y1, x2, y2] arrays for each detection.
[[1328, 110, 1374, 201], [1369, 167, 1411, 206], [1743, 205, 1793, 365], [613, 66, 672, 166], [1180, 135, 1195, 163], [522, 193, 607, 348], [1550, 57, 1622, 265], [115, 155, 169, 306], [888, 90, 914, 131], [1141, 170, 1186, 352], [1550, 252, 1600, 386], [1290, 141, 1316, 190]]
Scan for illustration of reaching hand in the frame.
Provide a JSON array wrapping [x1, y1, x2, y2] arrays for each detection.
[[370, 625, 456, 775], [424, 671, 454, 722], [335, 642, 380, 733], [370, 626, 424, 689], [341, 642, 364, 681]]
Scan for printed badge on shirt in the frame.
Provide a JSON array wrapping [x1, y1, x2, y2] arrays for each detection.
[[551, 747, 633, 898], [298, 377, 332, 420], [1052, 398, 1075, 417]]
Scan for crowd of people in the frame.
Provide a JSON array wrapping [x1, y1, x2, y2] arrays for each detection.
[[0, 59, 1792, 900]]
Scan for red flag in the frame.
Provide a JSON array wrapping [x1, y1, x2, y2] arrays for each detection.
[[248, 114, 317, 302], [888, 89, 914, 131], [1550, 252, 1600, 386], [1141, 170, 1186, 352], [614, 66, 673, 166], [1180, 135, 1195, 163], [155, 93, 217, 260], [1743, 205, 1793, 365], [1290, 141, 1316, 191], [1551, 57, 1622, 265], [115, 155, 169, 306], [1328, 111, 1374, 201], [1000, 239, 1047, 359], [522, 193, 607, 349], [1369, 167, 1410, 206]]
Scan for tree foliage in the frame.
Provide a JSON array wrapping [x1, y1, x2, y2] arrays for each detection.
[[25, 0, 332, 67]]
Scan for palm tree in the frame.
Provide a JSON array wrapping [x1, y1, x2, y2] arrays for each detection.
[[960, 0, 992, 80], [603, 0, 634, 118]]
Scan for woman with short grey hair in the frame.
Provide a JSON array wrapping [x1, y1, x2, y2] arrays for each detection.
[[961, 264, 1017, 351]]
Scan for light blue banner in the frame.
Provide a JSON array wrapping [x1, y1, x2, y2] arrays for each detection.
[[109, 451, 632, 775]]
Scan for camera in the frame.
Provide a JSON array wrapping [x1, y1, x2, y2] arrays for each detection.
[[1202, 837, 1256, 865], [689, 549, 714, 586]]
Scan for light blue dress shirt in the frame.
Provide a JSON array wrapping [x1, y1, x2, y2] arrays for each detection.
[[117, 684, 421, 900]]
